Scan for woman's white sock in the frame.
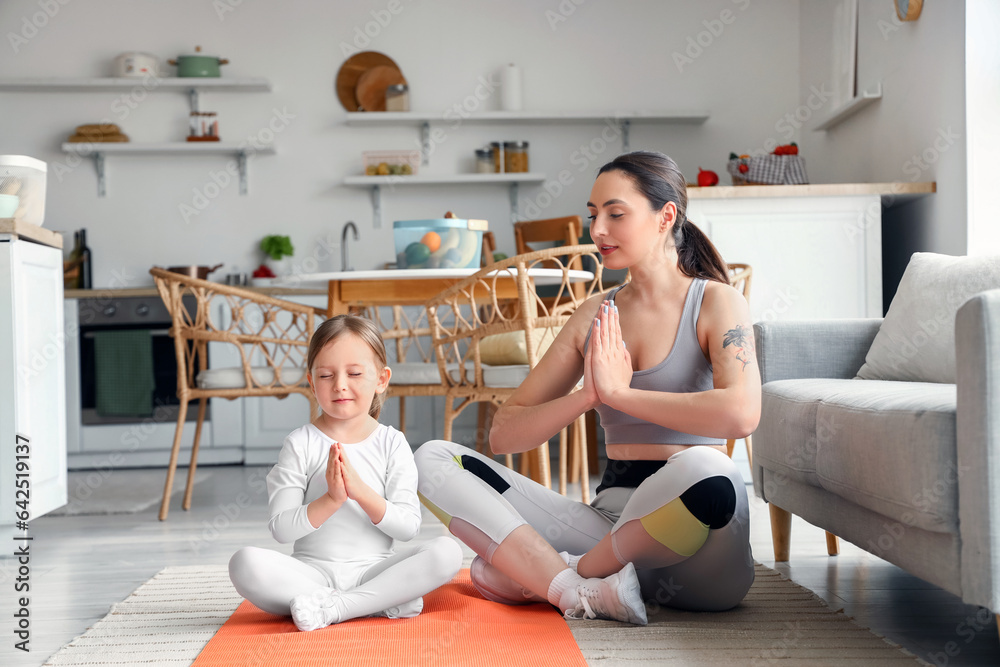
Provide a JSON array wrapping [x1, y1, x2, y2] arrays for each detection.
[[546, 568, 585, 610]]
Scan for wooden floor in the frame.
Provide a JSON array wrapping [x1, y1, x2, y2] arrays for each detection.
[[3, 464, 999, 667]]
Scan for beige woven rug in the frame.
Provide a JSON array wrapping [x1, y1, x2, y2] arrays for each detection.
[[44, 563, 929, 666]]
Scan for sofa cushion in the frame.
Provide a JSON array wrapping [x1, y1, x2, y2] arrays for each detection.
[[756, 379, 833, 487], [758, 377, 958, 533], [814, 380, 958, 533], [197, 366, 307, 389], [856, 252, 1000, 383], [389, 362, 446, 385], [479, 326, 562, 365]]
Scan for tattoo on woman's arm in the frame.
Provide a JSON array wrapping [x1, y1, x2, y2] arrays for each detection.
[[722, 325, 755, 371]]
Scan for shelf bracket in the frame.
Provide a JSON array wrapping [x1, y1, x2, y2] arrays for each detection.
[[371, 184, 383, 229], [238, 151, 249, 195], [94, 152, 106, 197], [620, 119, 631, 153], [420, 122, 430, 166], [509, 182, 519, 224], [188, 88, 199, 113]]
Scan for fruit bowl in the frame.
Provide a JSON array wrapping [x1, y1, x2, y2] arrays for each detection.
[[393, 218, 488, 269]]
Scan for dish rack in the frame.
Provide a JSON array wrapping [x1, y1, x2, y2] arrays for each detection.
[[362, 150, 420, 176], [0, 155, 47, 226]]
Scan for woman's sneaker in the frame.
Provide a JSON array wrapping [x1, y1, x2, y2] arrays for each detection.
[[470, 556, 545, 605], [564, 562, 647, 625], [290, 587, 345, 631]]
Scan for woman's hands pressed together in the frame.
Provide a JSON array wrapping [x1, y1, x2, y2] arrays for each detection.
[[585, 300, 633, 409]]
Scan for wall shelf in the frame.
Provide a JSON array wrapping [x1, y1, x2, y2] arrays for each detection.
[[342, 173, 546, 227], [343, 109, 708, 226], [345, 109, 709, 163], [61, 142, 276, 197], [3, 76, 275, 197], [344, 109, 709, 125], [813, 83, 882, 131], [0, 76, 271, 112]]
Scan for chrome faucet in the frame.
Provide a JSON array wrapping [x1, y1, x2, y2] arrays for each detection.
[[341, 221, 359, 271]]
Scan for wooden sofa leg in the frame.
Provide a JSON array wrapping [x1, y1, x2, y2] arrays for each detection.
[[826, 531, 840, 556], [769, 503, 792, 562]]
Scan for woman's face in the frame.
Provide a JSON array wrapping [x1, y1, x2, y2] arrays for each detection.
[[586, 170, 676, 271]]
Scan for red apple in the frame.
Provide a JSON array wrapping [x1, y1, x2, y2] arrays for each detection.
[[697, 168, 719, 187]]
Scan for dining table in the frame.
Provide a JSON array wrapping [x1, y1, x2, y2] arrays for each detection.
[[272, 267, 595, 318]]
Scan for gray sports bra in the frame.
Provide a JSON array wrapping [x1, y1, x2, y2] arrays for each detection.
[[584, 279, 724, 446]]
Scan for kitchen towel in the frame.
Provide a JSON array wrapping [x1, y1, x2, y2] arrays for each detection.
[[94, 329, 156, 417]]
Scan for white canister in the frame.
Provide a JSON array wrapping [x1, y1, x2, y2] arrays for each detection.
[[500, 63, 523, 111], [113, 52, 159, 78]]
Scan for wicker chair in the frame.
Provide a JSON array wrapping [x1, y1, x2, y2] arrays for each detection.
[[426, 245, 605, 500], [725, 263, 754, 467], [150, 268, 321, 520], [360, 304, 449, 436]]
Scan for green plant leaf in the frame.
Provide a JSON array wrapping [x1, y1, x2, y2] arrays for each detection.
[[260, 235, 294, 260]]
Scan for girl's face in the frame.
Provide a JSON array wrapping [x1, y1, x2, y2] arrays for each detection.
[[586, 170, 676, 271], [307, 333, 390, 423]]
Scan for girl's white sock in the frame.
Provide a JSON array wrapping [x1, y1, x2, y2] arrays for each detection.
[[546, 567, 585, 610]]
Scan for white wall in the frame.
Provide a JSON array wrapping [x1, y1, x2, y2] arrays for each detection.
[[798, 0, 967, 306], [1, 0, 800, 288], [966, 0, 1000, 256]]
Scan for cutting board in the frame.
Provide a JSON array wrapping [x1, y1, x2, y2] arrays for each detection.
[[355, 65, 407, 112], [335, 51, 402, 112]]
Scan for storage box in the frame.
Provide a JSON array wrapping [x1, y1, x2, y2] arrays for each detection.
[[393, 218, 488, 269], [363, 150, 420, 176]]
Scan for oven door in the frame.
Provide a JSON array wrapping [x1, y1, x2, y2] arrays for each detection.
[[77, 296, 207, 426]]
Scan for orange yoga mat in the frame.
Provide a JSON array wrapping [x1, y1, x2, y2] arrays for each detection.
[[192, 569, 587, 667]]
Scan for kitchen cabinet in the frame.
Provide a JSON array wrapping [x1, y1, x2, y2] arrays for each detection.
[[0, 231, 67, 541], [342, 109, 709, 226], [0, 76, 274, 196], [686, 182, 936, 321]]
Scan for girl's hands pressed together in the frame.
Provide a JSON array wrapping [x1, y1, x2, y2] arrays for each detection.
[[325, 443, 348, 506], [338, 448, 368, 502], [589, 300, 633, 408]]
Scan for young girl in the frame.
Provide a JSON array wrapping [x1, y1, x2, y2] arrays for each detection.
[[416, 151, 760, 624], [229, 314, 463, 631]]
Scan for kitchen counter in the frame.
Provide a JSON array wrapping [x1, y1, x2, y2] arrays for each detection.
[[65, 286, 326, 299], [688, 181, 935, 204]]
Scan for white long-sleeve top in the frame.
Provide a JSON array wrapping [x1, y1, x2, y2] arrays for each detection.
[[265, 423, 421, 566]]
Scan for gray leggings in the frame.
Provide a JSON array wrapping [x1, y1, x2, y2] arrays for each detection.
[[414, 440, 754, 611]]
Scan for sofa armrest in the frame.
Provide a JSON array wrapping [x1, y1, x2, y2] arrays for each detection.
[[753, 319, 882, 384], [956, 288, 1000, 612]]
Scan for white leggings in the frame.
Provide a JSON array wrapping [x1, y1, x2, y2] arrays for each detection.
[[228, 536, 462, 619], [414, 441, 754, 612]]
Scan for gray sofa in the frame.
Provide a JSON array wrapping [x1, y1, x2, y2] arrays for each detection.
[[751, 288, 1000, 627]]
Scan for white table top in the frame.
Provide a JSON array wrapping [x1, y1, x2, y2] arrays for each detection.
[[273, 267, 594, 287]]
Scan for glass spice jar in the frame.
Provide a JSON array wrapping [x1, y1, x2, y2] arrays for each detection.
[[489, 141, 503, 173], [503, 141, 529, 173], [475, 148, 494, 173], [385, 84, 409, 112]]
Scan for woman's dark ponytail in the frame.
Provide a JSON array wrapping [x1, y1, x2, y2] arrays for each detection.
[[597, 151, 729, 284]]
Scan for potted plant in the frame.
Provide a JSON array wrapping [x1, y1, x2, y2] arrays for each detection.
[[259, 234, 294, 275]]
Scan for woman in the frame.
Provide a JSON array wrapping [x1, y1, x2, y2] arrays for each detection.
[[414, 151, 760, 624]]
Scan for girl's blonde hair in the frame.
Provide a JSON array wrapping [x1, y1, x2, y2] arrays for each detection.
[[307, 314, 388, 419]]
